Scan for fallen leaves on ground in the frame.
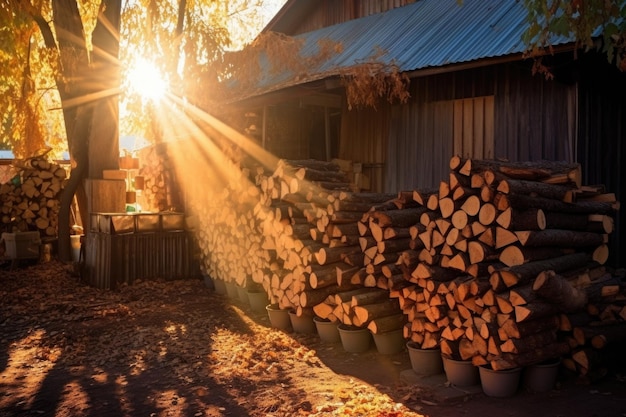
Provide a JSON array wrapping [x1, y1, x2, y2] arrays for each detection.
[[0, 260, 426, 417]]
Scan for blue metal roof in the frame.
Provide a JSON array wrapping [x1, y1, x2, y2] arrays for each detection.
[[247, 0, 576, 95]]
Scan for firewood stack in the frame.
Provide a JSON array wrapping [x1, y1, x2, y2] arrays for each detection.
[[254, 159, 378, 315], [192, 159, 267, 292], [190, 148, 623, 381], [308, 192, 408, 330], [0, 155, 66, 236], [370, 156, 622, 378], [138, 144, 183, 212]]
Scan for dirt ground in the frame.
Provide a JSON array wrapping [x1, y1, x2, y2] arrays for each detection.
[[1, 260, 626, 417]]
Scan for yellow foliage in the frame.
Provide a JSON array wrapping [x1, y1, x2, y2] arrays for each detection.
[[340, 61, 410, 110]]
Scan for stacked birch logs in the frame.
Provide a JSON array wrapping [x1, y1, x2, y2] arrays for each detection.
[[0, 155, 67, 236]]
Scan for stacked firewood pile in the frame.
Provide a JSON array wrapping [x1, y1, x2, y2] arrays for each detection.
[[0, 154, 67, 236], [253, 159, 360, 315], [357, 156, 622, 380], [137, 144, 183, 212], [189, 150, 624, 382], [192, 158, 266, 289]]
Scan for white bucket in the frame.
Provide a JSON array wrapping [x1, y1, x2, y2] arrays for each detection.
[[70, 235, 82, 262]]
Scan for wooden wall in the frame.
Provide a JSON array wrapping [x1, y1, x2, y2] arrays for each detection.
[[381, 62, 576, 192], [576, 53, 626, 267], [251, 55, 624, 265], [288, 0, 415, 35]]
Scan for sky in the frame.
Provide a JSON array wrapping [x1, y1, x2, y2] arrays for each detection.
[[262, 0, 288, 21], [231, 0, 288, 48]]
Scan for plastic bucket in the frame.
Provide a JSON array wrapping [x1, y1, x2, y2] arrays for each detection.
[[338, 324, 371, 353], [479, 366, 522, 397]]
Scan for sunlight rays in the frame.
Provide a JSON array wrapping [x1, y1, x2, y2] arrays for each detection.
[[60, 87, 121, 109]]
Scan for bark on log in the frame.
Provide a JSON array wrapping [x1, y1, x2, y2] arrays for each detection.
[[503, 194, 617, 215], [496, 208, 546, 231], [489, 342, 570, 371], [350, 288, 390, 307], [368, 207, 428, 228], [515, 229, 605, 248], [498, 315, 560, 339], [496, 178, 573, 201], [499, 245, 571, 267], [515, 301, 562, 323], [500, 330, 557, 354], [493, 252, 593, 291], [352, 299, 402, 327], [367, 313, 406, 334], [577, 323, 626, 349], [532, 270, 588, 312]]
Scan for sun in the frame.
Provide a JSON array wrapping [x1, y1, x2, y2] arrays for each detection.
[[127, 58, 168, 101]]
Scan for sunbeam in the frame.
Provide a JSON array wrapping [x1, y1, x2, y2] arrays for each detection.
[[139, 90, 331, 306]]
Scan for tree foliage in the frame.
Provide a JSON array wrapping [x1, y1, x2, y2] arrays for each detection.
[[119, 0, 275, 139], [0, 1, 65, 158], [522, 0, 626, 72], [0, 0, 275, 157]]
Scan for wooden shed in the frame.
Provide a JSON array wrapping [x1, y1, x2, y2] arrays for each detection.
[[225, 0, 625, 267]]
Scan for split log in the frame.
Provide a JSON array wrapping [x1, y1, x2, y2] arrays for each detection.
[[368, 207, 428, 228], [367, 314, 406, 334], [460, 195, 481, 216], [508, 284, 538, 306], [489, 342, 570, 371], [496, 208, 546, 231], [352, 299, 402, 327], [382, 226, 411, 240], [412, 188, 438, 206], [576, 323, 626, 349], [412, 263, 461, 283], [499, 245, 571, 267], [498, 315, 560, 339], [515, 301, 561, 323], [499, 330, 557, 354], [300, 285, 343, 307], [532, 270, 588, 312], [439, 198, 456, 219], [350, 288, 390, 307], [492, 252, 593, 291], [502, 194, 617, 215], [514, 229, 605, 249], [495, 227, 518, 249], [496, 178, 573, 201]]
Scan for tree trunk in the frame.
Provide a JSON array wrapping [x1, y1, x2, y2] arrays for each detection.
[[53, 0, 122, 261]]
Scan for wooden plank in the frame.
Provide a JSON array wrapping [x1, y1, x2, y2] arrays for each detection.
[[453, 99, 464, 157], [462, 98, 473, 158], [484, 95, 495, 159], [473, 96, 484, 159]]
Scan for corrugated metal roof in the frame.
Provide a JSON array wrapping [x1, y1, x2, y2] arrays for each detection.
[[245, 0, 576, 97]]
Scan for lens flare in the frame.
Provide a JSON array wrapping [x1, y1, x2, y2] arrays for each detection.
[[127, 58, 167, 101]]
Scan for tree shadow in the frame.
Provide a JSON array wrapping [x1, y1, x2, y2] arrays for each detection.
[[0, 266, 260, 417]]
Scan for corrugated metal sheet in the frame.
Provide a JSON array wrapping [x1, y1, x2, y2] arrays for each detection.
[[249, 0, 574, 96]]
